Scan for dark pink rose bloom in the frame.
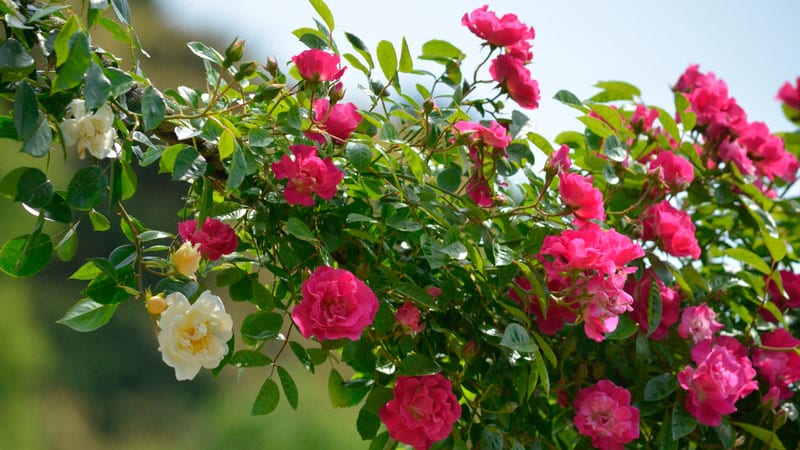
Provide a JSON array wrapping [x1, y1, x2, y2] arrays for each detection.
[[461, 5, 535, 47], [641, 201, 701, 259], [753, 328, 800, 402], [178, 218, 238, 261], [509, 276, 578, 335], [426, 286, 443, 298], [308, 99, 362, 143], [291, 49, 346, 82], [573, 379, 640, 450], [379, 374, 461, 450], [736, 121, 798, 182], [396, 301, 424, 333], [677, 336, 758, 426], [490, 55, 540, 110], [453, 120, 511, 150], [505, 39, 533, 62], [291, 266, 378, 341], [675, 65, 747, 141], [626, 269, 681, 341], [466, 174, 494, 207], [558, 172, 606, 226], [674, 64, 703, 93], [582, 273, 635, 342], [649, 151, 694, 191], [777, 77, 800, 110], [630, 104, 659, 132], [718, 140, 756, 176], [678, 303, 723, 342], [550, 144, 572, 172], [271, 144, 344, 206], [762, 270, 800, 321]]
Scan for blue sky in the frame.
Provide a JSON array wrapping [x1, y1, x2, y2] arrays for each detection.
[[155, 0, 800, 140]]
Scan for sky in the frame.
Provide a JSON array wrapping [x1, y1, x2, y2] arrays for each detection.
[[154, 0, 800, 141]]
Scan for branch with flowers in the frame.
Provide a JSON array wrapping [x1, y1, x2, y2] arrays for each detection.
[[1, 1, 800, 449]]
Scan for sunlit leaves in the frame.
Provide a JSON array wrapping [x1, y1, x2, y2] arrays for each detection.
[[57, 299, 118, 332]]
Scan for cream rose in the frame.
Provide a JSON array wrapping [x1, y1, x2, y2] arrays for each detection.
[[61, 99, 117, 159], [172, 241, 202, 276], [157, 290, 233, 380]]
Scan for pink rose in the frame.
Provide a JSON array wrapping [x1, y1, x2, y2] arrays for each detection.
[[489, 55, 540, 110], [582, 273, 634, 342], [777, 76, 800, 110], [736, 121, 798, 182], [630, 104, 659, 132], [307, 99, 362, 143], [271, 144, 344, 206], [466, 174, 494, 207], [379, 374, 461, 450], [677, 336, 758, 426], [396, 301, 424, 333], [648, 151, 694, 191], [762, 270, 800, 321], [453, 120, 511, 150], [426, 286, 443, 298], [291, 49, 346, 82], [461, 5, 535, 48], [573, 379, 640, 450], [291, 266, 379, 341], [752, 328, 800, 402], [626, 269, 681, 341], [550, 144, 572, 172], [558, 172, 606, 226], [678, 303, 723, 342], [178, 218, 238, 261], [641, 201, 701, 259], [509, 276, 578, 335]]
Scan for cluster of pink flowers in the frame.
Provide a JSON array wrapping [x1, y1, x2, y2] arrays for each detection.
[[640, 200, 701, 259], [379, 374, 461, 450], [675, 65, 799, 186], [753, 328, 800, 406], [454, 120, 511, 207], [271, 144, 344, 206], [677, 336, 758, 426], [178, 217, 238, 261], [573, 380, 640, 450], [462, 5, 540, 109]]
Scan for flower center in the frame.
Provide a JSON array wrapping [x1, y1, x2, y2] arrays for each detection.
[[182, 322, 212, 354]]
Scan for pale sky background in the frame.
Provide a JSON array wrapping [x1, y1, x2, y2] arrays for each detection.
[[155, 1, 800, 141]]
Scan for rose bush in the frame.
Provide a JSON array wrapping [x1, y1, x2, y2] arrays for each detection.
[[1, 1, 799, 449]]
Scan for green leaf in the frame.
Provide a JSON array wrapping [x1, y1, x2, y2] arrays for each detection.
[[646, 278, 663, 336], [54, 16, 79, 67], [229, 350, 272, 368], [15, 168, 52, 208], [578, 115, 615, 138], [84, 62, 111, 110], [241, 311, 283, 340], [141, 86, 166, 131], [603, 135, 627, 162], [187, 41, 224, 65], [53, 31, 91, 92], [481, 429, 504, 450], [731, 422, 786, 450], [218, 129, 235, 160], [376, 40, 397, 82], [104, 67, 135, 97], [644, 373, 676, 402], [385, 217, 422, 232], [277, 365, 299, 410], [89, 209, 111, 231], [655, 106, 680, 141], [284, 217, 317, 242], [110, 0, 132, 25], [0, 38, 34, 73], [14, 82, 39, 139], [56, 299, 117, 332], [98, 17, 131, 45], [722, 248, 771, 275], [328, 368, 369, 408], [226, 146, 247, 191], [420, 39, 464, 61], [437, 165, 462, 192], [55, 226, 78, 262], [251, 378, 280, 416], [591, 80, 641, 102], [671, 403, 697, 440], [500, 323, 538, 353], [172, 146, 207, 181], [20, 114, 53, 158], [399, 37, 413, 73], [309, 0, 335, 31], [0, 233, 52, 278], [553, 89, 584, 108], [397, 353, 438, 376], [357, 408, 381, 440], [345, 142, 372, 171], [66, 166, 107, 210], [290, 341, 316, 373], [605, 315, 638, 340]]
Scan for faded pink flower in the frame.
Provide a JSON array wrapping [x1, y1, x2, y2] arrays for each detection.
[[626, 269, 681, 341], [490, 55, 540, 110], [291, 266, 379, 341], [396, 301, 424, 333], [677, 336, 758, 426], [777, 77, 800, 110], [379, 374, 461, 450], [461, 5, 535, 47], [641, 201, 701, 259], [453, 120, 511, 150], [678, 303, 723, 342], [752, 328, 800, 402], [307, 99, 362, 143], [178, 218, 238, 261], [559, 172, 606, 226], [291, 48, 346, 82], [271, 144, 344, 206], [573, 379, 640, 450], [648, 151, 695, 191]]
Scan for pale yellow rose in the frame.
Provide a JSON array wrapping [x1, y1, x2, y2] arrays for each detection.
[[61, 99, 117, 159], [172, 242, 201, 276], [157, 291, 233, 381]]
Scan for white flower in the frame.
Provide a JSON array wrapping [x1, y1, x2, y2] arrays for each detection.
[[157, 290, 233, 381], [61, 99, 117, 159]]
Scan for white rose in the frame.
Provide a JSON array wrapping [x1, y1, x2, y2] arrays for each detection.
[[157, 290, 233, 381], [61, 99, 117, 159]]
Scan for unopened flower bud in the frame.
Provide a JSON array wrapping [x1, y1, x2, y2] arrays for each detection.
[[146, 295, 167, 315], [224, 39, 246, 66], [264, 57, 279, 76], [235, 61, 258, 81], [423, 97, 437, 114], [172, 241, 202, 276], [328, 82, 345, 103]]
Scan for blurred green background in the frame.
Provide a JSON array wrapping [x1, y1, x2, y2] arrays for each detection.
[[0, 2, 363, 448]]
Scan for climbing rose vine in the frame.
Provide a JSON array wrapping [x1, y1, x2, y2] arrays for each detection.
[[1, 1, 799, 448]]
